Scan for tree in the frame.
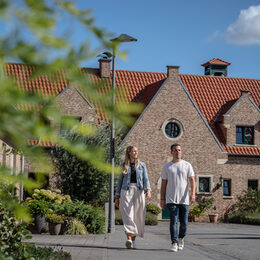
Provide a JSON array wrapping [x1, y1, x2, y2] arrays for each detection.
[[50, 121, 125, 206], [0, 0, 140, 220]]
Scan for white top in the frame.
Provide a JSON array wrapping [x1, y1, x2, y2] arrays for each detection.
[[161, 160, 194, 205]]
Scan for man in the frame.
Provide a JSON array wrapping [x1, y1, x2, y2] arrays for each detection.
[[160, 143, 195, 252]]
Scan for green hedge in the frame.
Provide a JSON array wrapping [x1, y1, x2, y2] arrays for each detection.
[[115, 210, 158, 226], [228, 213, 260, 225]]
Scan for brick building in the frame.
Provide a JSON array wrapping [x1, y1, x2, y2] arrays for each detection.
[[1, 58, 259, 220]]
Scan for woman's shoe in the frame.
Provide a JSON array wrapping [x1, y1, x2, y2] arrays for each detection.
[[125, 240, 133, 249], [132, 241, 136, 249]]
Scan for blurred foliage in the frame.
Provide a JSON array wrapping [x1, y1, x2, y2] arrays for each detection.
[[0, 0, 141, 222], [0, 203, 31, 259], [49, 121, 125, 206]]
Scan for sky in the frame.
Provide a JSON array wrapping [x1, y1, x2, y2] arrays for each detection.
[[68, 0, 260, 79]]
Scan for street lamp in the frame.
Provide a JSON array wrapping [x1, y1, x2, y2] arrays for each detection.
[[108, 34, 137, 233]]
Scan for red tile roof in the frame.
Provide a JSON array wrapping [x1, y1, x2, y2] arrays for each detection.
[[201, 58, 231, 67], [4, 63, 260, 155], [5, 63, 68, 96], [179, 74, 260, 124], [179, 74, 260, 155]]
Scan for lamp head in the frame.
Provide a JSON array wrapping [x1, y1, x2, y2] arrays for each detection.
[[110, 33, 137, 43]]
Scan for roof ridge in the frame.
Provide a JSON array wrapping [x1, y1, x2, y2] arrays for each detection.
[[180, 74, 260, 81]]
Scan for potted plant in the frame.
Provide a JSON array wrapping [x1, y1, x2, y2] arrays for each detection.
[[189, 197, 215, 222], [25, 199, 49, 233], [46, 213, 64, 235], [208, 212, 219, 223]]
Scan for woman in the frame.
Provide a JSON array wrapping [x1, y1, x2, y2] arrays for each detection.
[[115, 146, 151, 249]]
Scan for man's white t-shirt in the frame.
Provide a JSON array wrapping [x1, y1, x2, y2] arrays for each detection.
[[161, 160, 194, 205]]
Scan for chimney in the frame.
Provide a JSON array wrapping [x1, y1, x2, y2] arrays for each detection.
[[99, 58, 111, 78], [240, 90, 250, 97], [167, 65, 179, 80]]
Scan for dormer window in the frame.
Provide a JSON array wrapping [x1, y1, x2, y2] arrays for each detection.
[[236, 126, 254, 145]]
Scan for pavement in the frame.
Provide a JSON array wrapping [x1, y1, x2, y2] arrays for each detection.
[[27, 221, 260, 260]]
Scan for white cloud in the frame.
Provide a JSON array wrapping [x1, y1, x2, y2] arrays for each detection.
[[226, 5, 260, 45]]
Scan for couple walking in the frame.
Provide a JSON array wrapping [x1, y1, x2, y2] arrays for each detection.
[[115, 144, 195, 252]]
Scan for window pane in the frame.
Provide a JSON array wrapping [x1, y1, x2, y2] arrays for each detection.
[[244, 127, 253, 144], [165, 122, 180, 138], [223, 179, 231, 196], [236, 127, 242, 143], [236, 126, 254, 144], [248, 180, 258, 191], [199, 177, 210, 192]]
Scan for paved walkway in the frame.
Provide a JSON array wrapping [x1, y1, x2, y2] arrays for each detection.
[[27, 222, 260, 260]]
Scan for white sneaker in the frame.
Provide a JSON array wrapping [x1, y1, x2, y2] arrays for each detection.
[[178, 238, 184, 250], [125, 240, 133, 249], [132, 241, 136, 249], [170, 243, 178, 252]]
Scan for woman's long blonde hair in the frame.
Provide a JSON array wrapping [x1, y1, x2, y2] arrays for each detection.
[[123, 146, 140, 174]]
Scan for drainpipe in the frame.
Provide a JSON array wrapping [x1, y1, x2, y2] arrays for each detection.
[[20, 155, 25, 201]]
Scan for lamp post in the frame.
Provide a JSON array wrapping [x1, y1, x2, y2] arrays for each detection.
[[108, 34, 137, 233]]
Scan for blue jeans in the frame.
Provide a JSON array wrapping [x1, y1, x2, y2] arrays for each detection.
[[167, 203, 189, 244]]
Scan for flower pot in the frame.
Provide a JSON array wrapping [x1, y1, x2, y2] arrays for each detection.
[[59, 223, 67, 235], [49, 223, 62, 235], [34, 215, 47, 234], [209, 213, 218, 223]]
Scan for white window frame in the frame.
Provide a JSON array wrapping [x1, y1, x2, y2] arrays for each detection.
[[161, 118, 184, 140], [197, 175, 213, 194]]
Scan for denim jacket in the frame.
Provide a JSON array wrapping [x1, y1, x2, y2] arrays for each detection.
[[115, 161, 151, 197]]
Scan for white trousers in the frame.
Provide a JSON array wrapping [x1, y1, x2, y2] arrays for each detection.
[[120, 184, 146, 238]]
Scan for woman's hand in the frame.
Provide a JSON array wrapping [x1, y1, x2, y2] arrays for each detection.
[[115, 197, 120, 209], [146, 189, 151, 199]]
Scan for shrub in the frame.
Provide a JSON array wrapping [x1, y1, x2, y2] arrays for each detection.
[[145, 212, 158, 225], [75, 203, 105, 234], [228, 212, 260, 225], [25, 199, 50, 216], [67, 218, 87, 235], [189, 197, 214, 220], [22, 243, 72, 260], [53, 200, 105, 234], [236, 188, 260, 213], [49, 122, 125, 207], [29, 189, 72, 205], [115, 210, 158, 225], [146, 203, 161, 216]]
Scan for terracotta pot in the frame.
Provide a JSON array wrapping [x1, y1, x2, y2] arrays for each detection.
[[209, 213, 218, 223], [49, 223, 61, 235], [34, 215, 46, 234]]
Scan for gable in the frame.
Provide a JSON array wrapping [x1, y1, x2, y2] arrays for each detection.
[[57, 85, 95, 123]]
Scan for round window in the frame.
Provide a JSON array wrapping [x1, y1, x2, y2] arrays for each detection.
[[165, 122, 180, 138], [162, 119, 183, 140]]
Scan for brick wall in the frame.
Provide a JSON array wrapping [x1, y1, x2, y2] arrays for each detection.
[[125, 66, 260, 219]]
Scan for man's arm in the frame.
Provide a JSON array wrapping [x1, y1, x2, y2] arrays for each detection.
[[189, 176, 195, 203], [160, 179, 167, 209]]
